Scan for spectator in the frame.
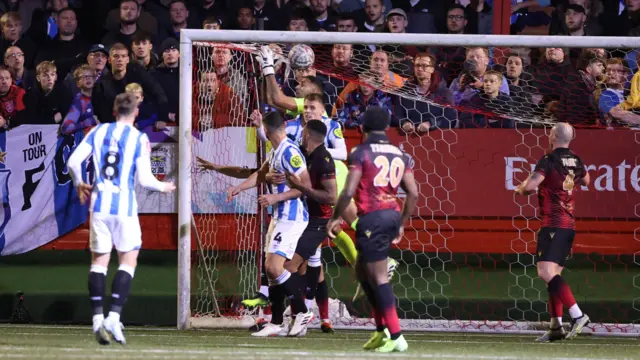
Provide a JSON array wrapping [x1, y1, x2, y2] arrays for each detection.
[[60, 64, 97, 135], [398, 52, 456, 132], [550, 0, 603, 36], [105, 0, 158, 37], [0, 0, 42, 35], [5, 46, 34, 90], [339, 0, 392, 27], [0, 65, 24, 129], [158, 0, 189, 42], [389, 0, 441, 34], [599, 58, 640, 127], [287, 7, 310, 31], [382, 9, 419, 77], [153, 38, 179, 124], [529, 47, 576, 106], [449, 47, 509, 106], [194, 70, 246, 130], [552, 50, 605, 124], [430, 5, 469, 84], [367, 49, 406, 89], [336, 12, 358, 32], [27, 0, 67, 44], [502, 53, 538, 106], [234, 4, 256, 30], [361, 0, 386, 33], [65, 44, 109, 94], [254, 0, 280, 30], [131, 32, 159, 71], [0, 12, 35, 68], [213, 46, 248, 104], [311, 0, 337, 31], [332, 74, 396, 128], [22, 61, 72, 125], [203, 15, 221, 30], [196, 0, 226, 28], [125, 82, 158, 130], [563, 4, 589, 36], [92, 43, 167, 124], [459, 70, 515, 128], [35, 7, 89, 79], [102, 0, 150, 49]]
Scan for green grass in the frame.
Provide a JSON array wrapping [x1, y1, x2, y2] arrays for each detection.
[[0, 325, 638, 360]]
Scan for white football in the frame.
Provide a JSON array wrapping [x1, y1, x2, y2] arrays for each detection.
[[288, 44, 315, 70]]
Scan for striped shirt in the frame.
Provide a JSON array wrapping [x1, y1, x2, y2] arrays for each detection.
[[268, 138, 309, 222], [285, 115, 347, 160], [67, 122, 164, 217]]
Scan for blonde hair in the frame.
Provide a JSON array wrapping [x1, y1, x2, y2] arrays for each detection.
[[125, 82, 143, 94], [73, 64, 95, 82], [36, 61, 57, 76], [0, 12, 21, 27]]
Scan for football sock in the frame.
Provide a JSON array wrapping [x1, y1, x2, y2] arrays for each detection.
[[359, 281, 384, 330], [88, 265, 107, 317], [316, 280, 329, 321], [277, 270, 308, 314], [548, 294, 563, 327], [548, 275, 582, 319], [375, 283, 401, 340], [332, 231, 358, 266], [304, 265, 322, 300], [109, 264, 135, 315], [268, 284, 286, 325]]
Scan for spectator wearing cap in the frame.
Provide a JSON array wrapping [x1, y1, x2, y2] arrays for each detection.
[[551, 0, 603, 36], [64, 44, 109, 94], [0, 12, 35, 69], [381, 9, 420, 77], [105, 0, 158, 38], [60, 64, 97, 135], [195, 0, 226, 28], [21, 61, 72, 126], [153, 38, 179, 124], [563, 4, 589, 36], [102, 0, 152, 49], [0, 65, 25, 129], [92, 42, 167, 124], [131, 32, 159, 71], [388, 0, 442, 34], [311, 0, 337, 31], [35, 7, 89, 80], [5, 46, 35, 91], [397, 52, 456, 132]]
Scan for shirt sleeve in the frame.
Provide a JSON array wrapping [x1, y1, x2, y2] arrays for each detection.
[[598, 90, 620, 116], [67, 126, 98, 186], [326, 121, 347, 160], [281, 146, 307, 176], [348, 145, 366, 171], [319, 155, 336, 180], [534, 155, 551, 176], [135, 133, 165, 191]]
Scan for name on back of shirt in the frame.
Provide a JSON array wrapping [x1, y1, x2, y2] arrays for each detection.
[[371, 144, 402, 155]]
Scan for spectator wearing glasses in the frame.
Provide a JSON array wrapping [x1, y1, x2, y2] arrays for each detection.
[[60, 64, 97, 135], [4, 46, 34, 90], [64, 44, 109, 94], [0, 12, 35, 69], [599, 58, 640, 127], [430, 5, 469, 85]]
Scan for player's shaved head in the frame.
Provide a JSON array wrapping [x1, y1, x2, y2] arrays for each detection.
[[304, 119, 327, 140], [361, 106, 390, 132], [551, 122, 574, 147], [263, 111, 285, 132]]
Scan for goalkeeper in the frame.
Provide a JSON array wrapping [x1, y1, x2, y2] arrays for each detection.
[[255, 45, 398, 303]]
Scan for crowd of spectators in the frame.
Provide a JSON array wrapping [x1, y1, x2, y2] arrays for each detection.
[[0, 0, 639, 137]]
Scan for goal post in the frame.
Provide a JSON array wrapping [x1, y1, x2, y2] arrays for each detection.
[[178, 29, 640, 333]]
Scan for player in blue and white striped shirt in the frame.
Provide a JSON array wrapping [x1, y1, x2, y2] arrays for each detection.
[[228, 111, 314, 337], [67, 93, 175, 346]]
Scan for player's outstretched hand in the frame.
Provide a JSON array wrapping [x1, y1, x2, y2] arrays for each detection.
[[196, 156, 215, 171], [392, 227, 404, 245], [258, 46, 275, 76], [285, 172, 302, 189], [258, 194, 277, 207], [326, 218, 341, 239], [265, 170, 285, 184], [226, 186, 240, 201], [76, 183, 93, 205], [162, 182, 176, 193], [250, 109, 263, 127]]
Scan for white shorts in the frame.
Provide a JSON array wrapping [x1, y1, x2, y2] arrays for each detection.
[[90, 212, 142, 254], [265, 218, 308, 260]]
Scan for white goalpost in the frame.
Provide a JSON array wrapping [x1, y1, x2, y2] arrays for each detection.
[[177, 29, 640, 335]]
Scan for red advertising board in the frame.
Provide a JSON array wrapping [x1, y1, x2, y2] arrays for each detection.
[[387, 128, 640, 219]]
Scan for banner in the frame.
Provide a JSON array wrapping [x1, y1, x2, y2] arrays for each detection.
[[388, 129, 640, 218], [137, 126, 258, 214], [0, 126, 88, 255]]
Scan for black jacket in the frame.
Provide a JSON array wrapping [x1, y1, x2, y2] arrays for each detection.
[[0, 36, 37, 69], [35, 35, 90, 79], [21, 82, 73, 125], [92, 63, 168, 123], [152, 64, 179, 122]]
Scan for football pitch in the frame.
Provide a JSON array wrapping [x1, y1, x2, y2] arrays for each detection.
[[0, 325, 638, 360]]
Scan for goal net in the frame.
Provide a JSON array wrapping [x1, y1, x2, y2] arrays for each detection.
[[178, 30, 640, 335]]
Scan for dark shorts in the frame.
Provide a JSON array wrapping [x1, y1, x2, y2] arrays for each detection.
[[355, 209, 402, 262], [295, 217, 328, 261], [536, 227, 576, 267]]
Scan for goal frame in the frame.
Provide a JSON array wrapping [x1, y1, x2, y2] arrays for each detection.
[[177, 29, 640, 332]]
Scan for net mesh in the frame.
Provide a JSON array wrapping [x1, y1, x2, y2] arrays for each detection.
[[187, 39, 640, 334]]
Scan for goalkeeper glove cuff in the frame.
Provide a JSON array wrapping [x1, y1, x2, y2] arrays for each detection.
[[262, 65, 275, 76]]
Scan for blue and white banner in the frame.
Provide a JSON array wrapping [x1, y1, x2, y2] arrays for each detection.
[[0, 125, 89, 256]]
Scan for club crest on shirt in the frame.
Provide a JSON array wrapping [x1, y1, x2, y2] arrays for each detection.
[[333, 127, 344, 139], [4, 101, 13, 114], [290, 154, 303, 168]]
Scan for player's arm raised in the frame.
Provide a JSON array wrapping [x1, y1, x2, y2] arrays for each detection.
[[259, 46, 298, 113], [196, 156, 256, 179], [136, 134, 175, 192], [67, 127, 97, 204], [227, 159, 271, 199]]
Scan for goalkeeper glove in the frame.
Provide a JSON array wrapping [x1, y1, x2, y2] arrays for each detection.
[[258, 46, 275, 76]]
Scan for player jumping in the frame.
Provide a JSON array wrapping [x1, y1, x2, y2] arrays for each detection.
[[227, 111, 314, 337], [67, 93, 176, 345], [328, 107, 418, 352], [515, 122, 591, 342]]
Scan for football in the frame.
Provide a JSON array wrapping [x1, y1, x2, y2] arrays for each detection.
[[288, 44, 315, 70]]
